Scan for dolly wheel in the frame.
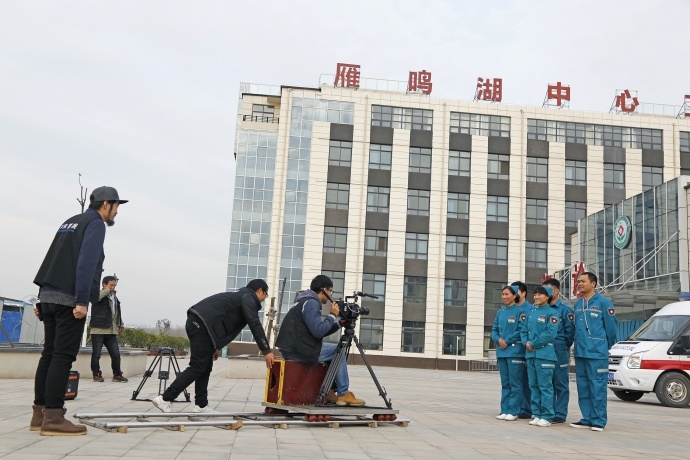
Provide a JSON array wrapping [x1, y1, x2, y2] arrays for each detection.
[[324, 415, 331, 422], [308, 415, 318, 422]]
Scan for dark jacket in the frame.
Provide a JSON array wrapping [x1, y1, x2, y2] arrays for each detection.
[[34, 209, 105, 306], [188, 287, 271, 353], [275, 290, 339, 364], [90, 289, 124, 329]]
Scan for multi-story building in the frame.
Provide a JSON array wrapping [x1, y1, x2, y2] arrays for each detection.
[[227, 80, 690, 367]]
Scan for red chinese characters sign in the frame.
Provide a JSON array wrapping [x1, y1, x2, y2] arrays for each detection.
[[475, 77, 502, 102], [571, 262, 586, 297], [334, 63, 361, 88], [547, 82, 570, 106], [408, 70, 433, 95], [615, 89, 639, 113]]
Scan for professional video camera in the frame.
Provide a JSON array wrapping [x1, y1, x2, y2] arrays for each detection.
[[333, 291, 376, 328]]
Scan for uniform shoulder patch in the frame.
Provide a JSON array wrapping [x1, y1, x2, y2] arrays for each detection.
[[567, 313, 574, 322], [608, 307, 615, 316], [519, 313, 527, 322], [550, 316, 559, 325]]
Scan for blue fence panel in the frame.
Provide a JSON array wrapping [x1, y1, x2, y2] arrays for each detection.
[[618, 320, 645, 341], [0, 310, 22, 343]]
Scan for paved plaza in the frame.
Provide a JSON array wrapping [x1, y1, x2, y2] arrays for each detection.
[[0, 357, 689, 459]]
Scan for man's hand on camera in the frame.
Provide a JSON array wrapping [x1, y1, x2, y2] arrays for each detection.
[[264, 352, 275, 368], [73, 305, 88, 319], [33, 307, 40, 318], [213, 349, 221, 361], [330, 303, 339, 316]]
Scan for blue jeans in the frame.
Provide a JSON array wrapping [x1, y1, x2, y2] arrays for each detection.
[[281, 342, 349, 395]]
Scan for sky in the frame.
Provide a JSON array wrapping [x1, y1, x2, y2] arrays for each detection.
[[0, 1, 687, 327]]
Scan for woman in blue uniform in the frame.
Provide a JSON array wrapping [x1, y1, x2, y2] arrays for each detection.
[[491, 285, 526, 421], [521, 286, 559, 427]]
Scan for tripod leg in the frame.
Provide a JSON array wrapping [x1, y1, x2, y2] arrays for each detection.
[[316, 335, 353, 406], [353, 335, 392, 409], [131, 351, 162, 400]]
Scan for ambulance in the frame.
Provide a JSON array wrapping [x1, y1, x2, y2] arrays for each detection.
[[607, 301, 690, 407]]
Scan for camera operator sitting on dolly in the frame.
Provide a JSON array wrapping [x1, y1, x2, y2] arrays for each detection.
[[275, 275, 366, 407]]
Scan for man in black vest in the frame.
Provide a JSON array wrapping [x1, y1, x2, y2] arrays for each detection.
[[275, 275, 365, 406], [90, 275, 127, 383], [31, 186, 127, 436], [152, 279, 275, 415]]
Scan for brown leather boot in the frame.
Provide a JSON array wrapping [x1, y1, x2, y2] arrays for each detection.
[[30, 405, 44, 431], [40, 408, 86, 436]]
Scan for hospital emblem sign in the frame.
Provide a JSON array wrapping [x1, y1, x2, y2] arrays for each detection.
[[614, 216, 632, 250]]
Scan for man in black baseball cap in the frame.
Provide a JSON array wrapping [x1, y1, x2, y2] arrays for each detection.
[[30, 186, 127, 435]]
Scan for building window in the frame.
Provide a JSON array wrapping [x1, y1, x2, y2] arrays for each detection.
[[526, 198, 548, 225], [565, 244, 571, 266], [409, 147, 432, 174], [526, 157, 548, 183], [449, 150, 471, 176], [565, 160, 587, 186], [642, 166, 663, 190], [565, 201, 587, 227], [484, 281, 504, 307], [405, 233, 428, 259], [369, 144, 392, 170], [407, 189, 430, 216], [444, 279, 468, 307], [364, 230, 387, 257], [604, 163, 625, 189], [371, 105, 433, 131], [681, 132, 690, 153], [404, 276, 427, 303], [527, 118, 663, 150], [450, 112, 511, 138], [326, 183, 349, 210], [484, 326, 495, 357], [487, 196, 509, 222], [448, 192, 470, 219], [328, 140, 352, 167], [446, 235, 468, 263], [487, 154, 510, 180], [362, 273, 386, 302], [525, 241, 548, 268], [359, 318, 384, 351], [322, 270, 345, 299], [443, 324, 466, 356], [250, 104, 275, 122], [401, 321, 425, 353], [366, 186, 390, 213], [323, 226, 347, 253], [486, 238, 508, 265]]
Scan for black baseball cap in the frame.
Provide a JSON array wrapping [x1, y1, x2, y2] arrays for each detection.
[[90, 186, 128, 204]]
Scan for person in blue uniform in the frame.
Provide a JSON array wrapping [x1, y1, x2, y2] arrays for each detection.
[[521, 285, 559, 427], [543, 278, 575, 424], [491, 285, 527, 421], [511, 280, 533, 419], [571, 272, 617, 432]]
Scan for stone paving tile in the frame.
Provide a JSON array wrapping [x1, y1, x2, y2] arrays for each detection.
[[1, 358, 690, 458]]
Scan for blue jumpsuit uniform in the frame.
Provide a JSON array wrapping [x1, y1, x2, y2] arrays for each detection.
[[573, 293, 617, 428], [518, 301, 534, 417], [552, 299, 575, 420], [521, 304, 559, 421], [491, 304, 526, 416]]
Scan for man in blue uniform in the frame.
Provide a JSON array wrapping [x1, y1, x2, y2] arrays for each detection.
[[521, 286, 559, 427], [571, 272, 617, 432], [543, 278, 575, 424], [511, 281, 533, 419]]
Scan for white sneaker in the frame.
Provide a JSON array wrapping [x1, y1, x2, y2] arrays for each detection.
[[529, 417, 541, 426], [503, 414, 518, 421], [536, 419, 552, 427], [152, 395, 172, 413], [496, 413, 507, 420], [591, 426, 605, 432], [188, 404, 218, 421]]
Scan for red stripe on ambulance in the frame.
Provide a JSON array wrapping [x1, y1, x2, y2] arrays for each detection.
[[640, 360, 690, 371]]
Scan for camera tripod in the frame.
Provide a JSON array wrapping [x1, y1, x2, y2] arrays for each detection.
[[131, 347, 190, 402], [315, 327, 392, 408]]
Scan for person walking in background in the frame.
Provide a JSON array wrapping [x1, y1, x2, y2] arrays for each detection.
[[31, 186, 127, 435], [492, 285, 527, 421], [571, 272, 617, 432], [90, 275, 128, 383]]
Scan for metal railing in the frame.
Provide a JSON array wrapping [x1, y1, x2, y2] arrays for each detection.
[[242, 114, 279, 124], [469, 358, 498, 372]]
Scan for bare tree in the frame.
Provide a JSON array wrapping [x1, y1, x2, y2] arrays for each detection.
[[77, 173, 88, 213], [156, 319, 171, 335]]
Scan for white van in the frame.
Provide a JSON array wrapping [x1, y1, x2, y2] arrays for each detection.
[[607, 301, 690, 407]]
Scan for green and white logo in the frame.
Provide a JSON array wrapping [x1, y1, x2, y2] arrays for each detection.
[[614, 216, 632, 249]]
